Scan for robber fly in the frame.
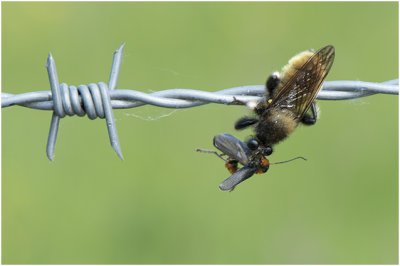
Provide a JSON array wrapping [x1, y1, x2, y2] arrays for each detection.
[[197, 133, 305, 191], [235, 45, 335, 150]]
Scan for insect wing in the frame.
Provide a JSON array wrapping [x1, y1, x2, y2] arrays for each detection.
[[213, 133, 252, 165], [219, 165, 257, 191], [270, 45, 335, 119]]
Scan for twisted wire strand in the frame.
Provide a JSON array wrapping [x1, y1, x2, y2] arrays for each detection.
[[2, 43, 398, 161], [2, 80, 398, 110]]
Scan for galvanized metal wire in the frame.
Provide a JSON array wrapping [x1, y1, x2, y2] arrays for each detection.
[[2, 43, 398, 161]]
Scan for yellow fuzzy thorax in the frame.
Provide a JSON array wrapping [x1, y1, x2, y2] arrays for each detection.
[[277, 50, 315, 92]]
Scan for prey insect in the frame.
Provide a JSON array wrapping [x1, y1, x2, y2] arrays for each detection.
[[196, 133, 305, 191], [235, 45, 335, 150]]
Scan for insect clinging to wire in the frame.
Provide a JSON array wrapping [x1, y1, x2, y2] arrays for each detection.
[[235, 45, 335, 152]]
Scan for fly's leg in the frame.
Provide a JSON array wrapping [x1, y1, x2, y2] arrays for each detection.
[[301, 101, 318, 125], [235, 117, 259, 130]]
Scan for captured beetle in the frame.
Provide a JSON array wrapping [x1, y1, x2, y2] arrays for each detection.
[[197, 133, 304, 191]]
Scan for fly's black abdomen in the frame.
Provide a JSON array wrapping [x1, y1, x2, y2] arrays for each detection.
[[255, 110, 298, 146]]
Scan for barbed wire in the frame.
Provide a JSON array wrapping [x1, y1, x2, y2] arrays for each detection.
[[2, 43, 398, 161]]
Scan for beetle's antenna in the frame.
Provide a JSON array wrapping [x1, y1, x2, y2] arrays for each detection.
[[195, 148, 228, 163], [270, 156, 307, 165]]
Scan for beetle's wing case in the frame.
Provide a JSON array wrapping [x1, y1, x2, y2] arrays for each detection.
[[219, 165, 257, 191], [213, 133, 252, 165]]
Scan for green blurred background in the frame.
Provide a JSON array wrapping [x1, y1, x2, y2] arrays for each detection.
[[2, 2, 398, 264]]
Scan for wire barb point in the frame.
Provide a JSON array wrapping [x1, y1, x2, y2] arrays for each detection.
[[41, 45, 125, 161]]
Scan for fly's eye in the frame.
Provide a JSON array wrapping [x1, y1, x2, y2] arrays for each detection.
[[247, 139, 259, 150], [264, 146, 273, 156]]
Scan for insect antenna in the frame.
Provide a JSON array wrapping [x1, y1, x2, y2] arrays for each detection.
[[270, 156, 307, 165], [195, 148, 228, 163]]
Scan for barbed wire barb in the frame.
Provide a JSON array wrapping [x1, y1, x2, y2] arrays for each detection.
[[44, 43, 125, 161], [2, 44, 398, 161]]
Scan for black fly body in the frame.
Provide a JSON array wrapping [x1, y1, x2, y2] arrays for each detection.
[[235, 45, 335, 152]]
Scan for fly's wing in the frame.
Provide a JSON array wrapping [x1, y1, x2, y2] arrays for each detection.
[[219, 165, 257, 191], [269, 45, 335, 120], [213, 133, 252, 165]]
